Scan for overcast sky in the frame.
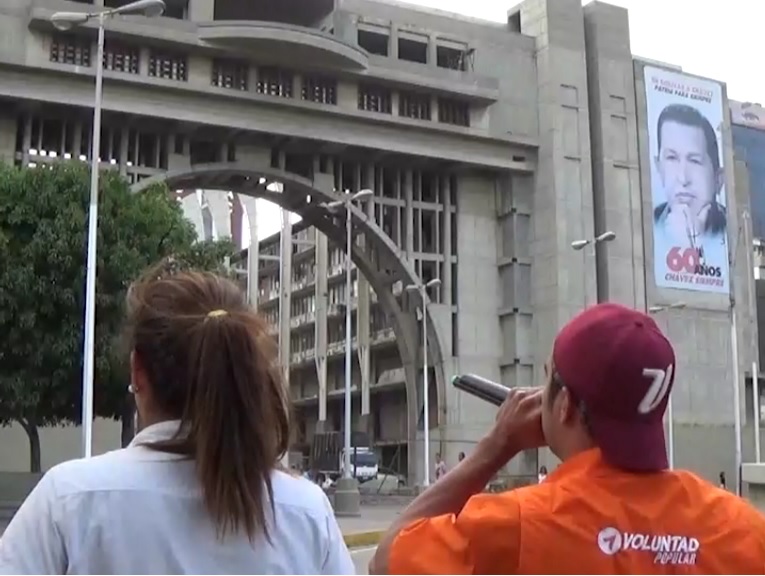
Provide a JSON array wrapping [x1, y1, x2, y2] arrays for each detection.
[[243, 0, 761, 243]]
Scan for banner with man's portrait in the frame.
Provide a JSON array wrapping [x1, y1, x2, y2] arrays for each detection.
[[644, 66, 730, 294]]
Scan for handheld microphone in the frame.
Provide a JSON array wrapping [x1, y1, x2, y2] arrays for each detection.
[[451, 374, 509, 407]]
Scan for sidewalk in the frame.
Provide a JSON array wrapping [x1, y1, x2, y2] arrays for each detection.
[[339, 504, 403, 548]]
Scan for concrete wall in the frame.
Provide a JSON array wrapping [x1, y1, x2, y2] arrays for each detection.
[[334, 0, 539, 140], [583, 2, 645, 309], [514, 0, 594, 474], [0, 419, 121, 473], [448, 172, 502, 447]]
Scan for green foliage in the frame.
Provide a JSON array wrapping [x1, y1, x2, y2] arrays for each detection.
[[0, 162, 237, 450]]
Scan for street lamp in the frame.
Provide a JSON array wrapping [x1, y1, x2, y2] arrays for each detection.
[[743, 210, 760, 465], [406, 277, 441, 487], [51, 0, 165, 30], [647, 302, 685, 470], [648, 302, 686, 314], [571, 230, 617, 251], [51, 0, 166, 459], [322, 188, 373, 516], [570, 231, 616, 307]]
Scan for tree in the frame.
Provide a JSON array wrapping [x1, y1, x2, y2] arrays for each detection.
[[96, 237, 237, 447], [0, 163, 236, 471]]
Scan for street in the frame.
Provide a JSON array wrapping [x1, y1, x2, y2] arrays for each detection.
[[351, 546, 376, 575]]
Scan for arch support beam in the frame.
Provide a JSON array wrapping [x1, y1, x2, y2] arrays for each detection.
[[132, 161, 447, 486]]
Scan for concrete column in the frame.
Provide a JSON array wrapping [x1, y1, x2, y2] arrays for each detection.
[[427, 33, 438, 68], [392, 92, 401, 117], [231, 194, 243, 248], [516, 0, 595, 386], [279, 210, 293, 393], [314, 227, 329, 424], [72, 119, 82, 163], [389, 26, 399, 60], [205, 190, 231, 239], [139, 48, 150, 77], [357, 166, 373, 423], [238, 195, 260, 309], [314, 170, 334, 425], [582, 3, 644, 309], [21, 115, 31, 166], [404, 169, 414, 258], [0, 115, 16, 165], [188, 0, 214, 22], [443, 175, 453, 305], [119, 128, 129, 177]]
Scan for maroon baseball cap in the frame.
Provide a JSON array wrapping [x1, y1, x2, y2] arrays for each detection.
[[552, 303, 676, 472]]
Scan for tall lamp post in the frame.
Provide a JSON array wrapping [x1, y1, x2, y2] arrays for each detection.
[[405, 277, 441, 487], [323, 188, 373, 516], [571, 231, 616, 307], [648, 302, 686, 470], [51, 0, 166, 459], [743, 210, 760, 464]]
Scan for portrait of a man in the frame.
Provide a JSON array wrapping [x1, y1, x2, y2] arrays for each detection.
[[653, 103, 727, 252]]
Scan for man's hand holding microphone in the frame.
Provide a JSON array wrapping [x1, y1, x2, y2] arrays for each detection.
[[369, 385, 546, 574]]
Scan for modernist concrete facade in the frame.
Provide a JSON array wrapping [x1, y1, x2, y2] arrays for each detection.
[[0, 0, 758, 485]]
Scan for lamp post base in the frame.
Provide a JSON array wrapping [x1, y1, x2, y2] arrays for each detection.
[[333, 477, 361, 517]]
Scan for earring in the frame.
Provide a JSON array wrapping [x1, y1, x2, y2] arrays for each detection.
[[128, 384, 136, 394]]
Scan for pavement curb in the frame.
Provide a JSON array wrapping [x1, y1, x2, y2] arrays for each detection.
[[343, 529, 385, 548]]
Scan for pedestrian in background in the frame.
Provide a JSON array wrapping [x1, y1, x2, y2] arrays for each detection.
[[538, 465, 548, 484], [435, 453, 447, 480], [719, 471, 727, 490], [0, 263, 354, 575]]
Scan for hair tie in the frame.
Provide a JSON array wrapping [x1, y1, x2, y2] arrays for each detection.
[[207, 309, 228, 318]]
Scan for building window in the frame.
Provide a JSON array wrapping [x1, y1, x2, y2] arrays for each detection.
[[301, 75, 337, 105], [438, 98, 470, 127], [257, 67, 293, 98], [399, 91, 431, 120], [103, 40, 139, 74], [163, 0, 188, 19], [50, 35, 91, 67], [211, 58, 248, 91], [398, 36, 427, 64], [436, 45, 469, 71], [190, 140, 221, 164], [358, 29, 389, 56], [148, 50, 188, 81], [358, 84, 392, 114]]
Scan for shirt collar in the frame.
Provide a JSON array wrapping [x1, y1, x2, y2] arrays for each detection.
[[545, 448, 610, 483], [129, 420, 184, 447]]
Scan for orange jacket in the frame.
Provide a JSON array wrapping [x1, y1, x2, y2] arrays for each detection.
[[389, 449, 765, 574]]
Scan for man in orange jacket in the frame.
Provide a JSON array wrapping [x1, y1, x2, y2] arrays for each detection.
[[370, 303, 765, 574]]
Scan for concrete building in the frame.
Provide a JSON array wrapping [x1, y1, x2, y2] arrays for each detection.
[[731, 101, 765, 426], [0, 0, 758, 487]]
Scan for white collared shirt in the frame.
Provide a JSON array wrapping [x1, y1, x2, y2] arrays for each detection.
[[0, 421, 354, 575]]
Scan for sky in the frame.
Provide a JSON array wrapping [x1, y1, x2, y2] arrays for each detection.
[[242, 0, 764, 244]]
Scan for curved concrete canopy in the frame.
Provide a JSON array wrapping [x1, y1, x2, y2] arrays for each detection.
[[131, 162, 446, 484], [199, 22, 369, 71]]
